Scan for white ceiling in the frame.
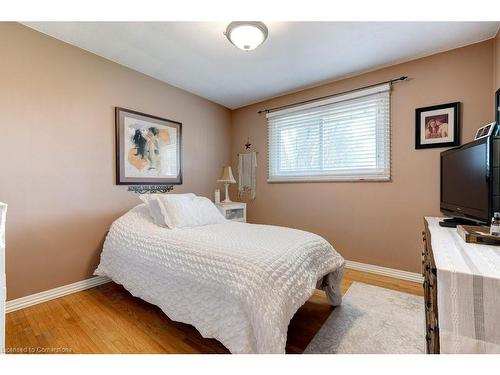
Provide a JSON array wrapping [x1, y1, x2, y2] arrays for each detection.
[[23, 22, 500, 109]]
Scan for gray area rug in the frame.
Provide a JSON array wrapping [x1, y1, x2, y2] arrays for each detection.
[[304, 282, 425, 354]]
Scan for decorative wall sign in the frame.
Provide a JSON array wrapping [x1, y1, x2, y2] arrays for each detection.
[[127, 185, 174, 194], [116, 107, 182, 185], [415, 102, 460, 149]]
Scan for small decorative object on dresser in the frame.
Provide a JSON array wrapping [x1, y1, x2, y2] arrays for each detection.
[[474, 121, 496, 140], [415, 102, 460, 149], [456, 224, 500, 245], [217, 166, 236, 203], [215, 202, 247, 222]]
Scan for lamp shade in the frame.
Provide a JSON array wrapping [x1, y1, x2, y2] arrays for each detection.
[[218, 166, 236, 183]]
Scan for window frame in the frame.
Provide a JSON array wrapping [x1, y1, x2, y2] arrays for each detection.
[[267, 84, 391, 183]]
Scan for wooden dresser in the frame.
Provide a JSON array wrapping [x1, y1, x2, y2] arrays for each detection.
[[0, 203, 6, 349], [422, 217, 500, 353], [422, 218, 439, 354]]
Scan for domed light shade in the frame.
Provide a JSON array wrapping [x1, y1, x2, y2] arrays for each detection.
[[225, 22, 268, 51]]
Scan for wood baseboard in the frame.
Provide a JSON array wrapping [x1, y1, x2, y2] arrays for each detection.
[[345, 260, 423, 283], [6, 276, 110, 313]]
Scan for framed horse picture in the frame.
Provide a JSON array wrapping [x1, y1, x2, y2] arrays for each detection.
[[115, 107, 182, 185]]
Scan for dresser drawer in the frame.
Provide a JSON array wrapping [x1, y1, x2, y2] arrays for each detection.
[[423, 222, 439, 353]]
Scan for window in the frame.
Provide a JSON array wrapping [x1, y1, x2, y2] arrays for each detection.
[[267, 83, 391, 182]]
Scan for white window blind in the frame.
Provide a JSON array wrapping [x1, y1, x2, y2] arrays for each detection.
[[267, 83, 391, 182]]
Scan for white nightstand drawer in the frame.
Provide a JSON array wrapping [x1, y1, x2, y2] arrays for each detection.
[[216, 202, 247, 223], [226, 208, 244, 220]]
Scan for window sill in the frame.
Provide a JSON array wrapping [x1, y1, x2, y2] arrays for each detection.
[[267, 177, 391, 183]]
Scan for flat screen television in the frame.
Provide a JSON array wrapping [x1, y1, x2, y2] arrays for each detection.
[[440, 137, 492, 226]]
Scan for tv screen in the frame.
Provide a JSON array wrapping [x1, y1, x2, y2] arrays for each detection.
[[441, 139, 489, 223]]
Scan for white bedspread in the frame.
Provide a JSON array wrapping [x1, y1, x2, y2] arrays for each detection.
[[95, 204, 345, 353]]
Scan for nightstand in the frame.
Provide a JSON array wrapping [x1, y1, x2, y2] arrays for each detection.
[[215, 202, 247, 223]]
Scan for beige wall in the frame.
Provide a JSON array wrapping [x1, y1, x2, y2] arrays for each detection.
[[1, 23, 498, 300], [231, 40, 494, 273], [0, 23, 232, 300]]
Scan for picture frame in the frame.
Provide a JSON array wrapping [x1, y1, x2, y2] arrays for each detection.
[[115, 107, 182, 185], [496, 89, 500, 125], [474, 122, 496, 140], [415, 102, 460, 149]]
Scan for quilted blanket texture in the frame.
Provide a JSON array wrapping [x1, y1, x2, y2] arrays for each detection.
[[95, 204, 345, 353]]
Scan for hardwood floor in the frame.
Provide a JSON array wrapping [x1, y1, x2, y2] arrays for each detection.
[[5, 269, 423, 354]]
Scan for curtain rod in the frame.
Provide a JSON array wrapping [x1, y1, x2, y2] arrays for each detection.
[[257, 76, 408, 115]]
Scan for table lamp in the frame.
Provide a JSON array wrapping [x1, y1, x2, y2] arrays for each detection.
[[217, 166, 236, 203]]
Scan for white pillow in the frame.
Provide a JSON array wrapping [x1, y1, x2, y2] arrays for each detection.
[[139, 194, 163, 226], [157, 195, 226, 229], [139, 193, 195, 226]]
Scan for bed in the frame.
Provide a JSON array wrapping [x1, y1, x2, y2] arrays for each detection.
[[94, 203, 345, 353]]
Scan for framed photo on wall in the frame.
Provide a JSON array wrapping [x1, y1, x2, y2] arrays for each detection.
[[415, 102, 460, 149], [496, 89, 500, 125], [115, 107, 182, 185]]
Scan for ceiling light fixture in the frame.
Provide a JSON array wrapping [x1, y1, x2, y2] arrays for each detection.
[[224, 21, 268, 51]]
